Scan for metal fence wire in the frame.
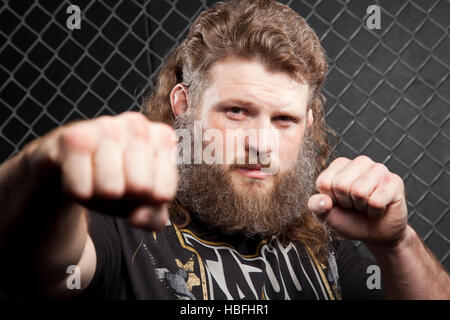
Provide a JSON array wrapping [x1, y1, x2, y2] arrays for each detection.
[[0, 0, 449, 271]]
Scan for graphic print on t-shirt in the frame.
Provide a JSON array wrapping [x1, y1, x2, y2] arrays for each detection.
[[132, 221, 339, 300]]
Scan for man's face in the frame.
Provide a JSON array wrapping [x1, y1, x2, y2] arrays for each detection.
[[199, 57, 311, 194], [173, 57, 317, 237]]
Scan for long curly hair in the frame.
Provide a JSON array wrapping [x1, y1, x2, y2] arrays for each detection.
[[141, 0, 336, 262]]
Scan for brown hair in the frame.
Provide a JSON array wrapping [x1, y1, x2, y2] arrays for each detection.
[[142, 0, 336, 261]]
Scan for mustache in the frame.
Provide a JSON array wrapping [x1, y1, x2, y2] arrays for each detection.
[[230, 163, 272, 170], [228, 151, 274, 169]]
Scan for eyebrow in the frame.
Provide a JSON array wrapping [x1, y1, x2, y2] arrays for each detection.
[[213, 98, 261, 109], [213, 98, 304, 117], [213, 98, 298, 111]]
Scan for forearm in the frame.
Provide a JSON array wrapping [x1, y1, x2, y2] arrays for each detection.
[[0, 150, 36, 239], [0, 147, 89, 296], [33, 203, 89, 295], [367, 225, 450, 299]]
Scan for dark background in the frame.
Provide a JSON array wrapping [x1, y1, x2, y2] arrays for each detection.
[[0, 0, 449, 272]]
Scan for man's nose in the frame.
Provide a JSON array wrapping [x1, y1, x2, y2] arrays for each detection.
[[244, 122, 277, 161], [245, 135, 271, 158]]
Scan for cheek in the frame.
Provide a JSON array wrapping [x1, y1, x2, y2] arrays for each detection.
[[278, 132, 304, 170], [201, 112, 231, 161], [203, 110, 226, 131]]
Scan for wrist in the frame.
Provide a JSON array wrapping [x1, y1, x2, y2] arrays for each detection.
[[365, 225, 417, 258]]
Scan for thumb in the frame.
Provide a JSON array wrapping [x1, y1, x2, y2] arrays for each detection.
[[128, 204, 169, 231], [308, 193, 333, 220], [308, 194, 370, 240]]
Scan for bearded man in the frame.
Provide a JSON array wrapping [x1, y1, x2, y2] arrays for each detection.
[[0, 0, 448, 300]]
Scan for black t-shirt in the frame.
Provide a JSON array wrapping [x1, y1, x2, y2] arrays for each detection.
[[78, 210, 385, 300]]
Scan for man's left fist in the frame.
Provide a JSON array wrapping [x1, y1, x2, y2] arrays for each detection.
[[308, 155, 408, 247]]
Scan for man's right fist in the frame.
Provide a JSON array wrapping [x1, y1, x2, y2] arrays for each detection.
[[23, 112, 178, 231]]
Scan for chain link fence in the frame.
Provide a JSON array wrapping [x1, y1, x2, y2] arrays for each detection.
[[1, 0, 449, 271]]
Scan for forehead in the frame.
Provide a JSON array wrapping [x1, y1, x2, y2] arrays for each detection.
[[202, 57, 310, 110]]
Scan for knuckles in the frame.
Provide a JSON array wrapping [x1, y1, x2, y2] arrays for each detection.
[[95, 116, 123, 141], [349, 183, 368, 201], [382, 172, 405, 193], [331, 156, 350, 167], [152, 122, 176, 142], [28, 112, 178, 223], [317, 155, 405, 202], [315, 174, 331, 192], [58, 125, 96, 152], [121, 112, 176, 146], [370, 162, 388, 174], [57, 112, 176, 153], [121, 112, 152, 140], [331, 178, 349, 196], [353, 155, 373, 165], [57, 112, 175, 153]]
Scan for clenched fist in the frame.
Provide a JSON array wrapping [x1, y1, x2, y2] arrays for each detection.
[[23, 111, 178, 231], [308, 155, 408, 248]]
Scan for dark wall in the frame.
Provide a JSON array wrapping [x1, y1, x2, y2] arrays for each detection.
[[0, 0, 449, 271]]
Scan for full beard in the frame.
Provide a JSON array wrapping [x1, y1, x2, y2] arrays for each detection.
[[174, 112, 320, 239]]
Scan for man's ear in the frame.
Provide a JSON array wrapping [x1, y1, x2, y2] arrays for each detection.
[[170, 83, 190, 116], [307, 108, 314, 128]]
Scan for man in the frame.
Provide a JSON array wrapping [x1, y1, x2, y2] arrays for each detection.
[[0, 0, 448, 300]]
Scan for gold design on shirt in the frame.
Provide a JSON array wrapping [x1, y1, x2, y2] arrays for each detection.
[[131, 239, 144, 264], [179, 228, 268, 258], [303, 242, 338, 300], [173, 224, 336, 300], [173, 223, 209, 300], [175, 256, 201, 291]]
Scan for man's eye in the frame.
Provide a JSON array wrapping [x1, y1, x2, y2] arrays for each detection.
[[274, 115, 296, 123], [229, 107, 242, 114], [225, 107, 245, 119]]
